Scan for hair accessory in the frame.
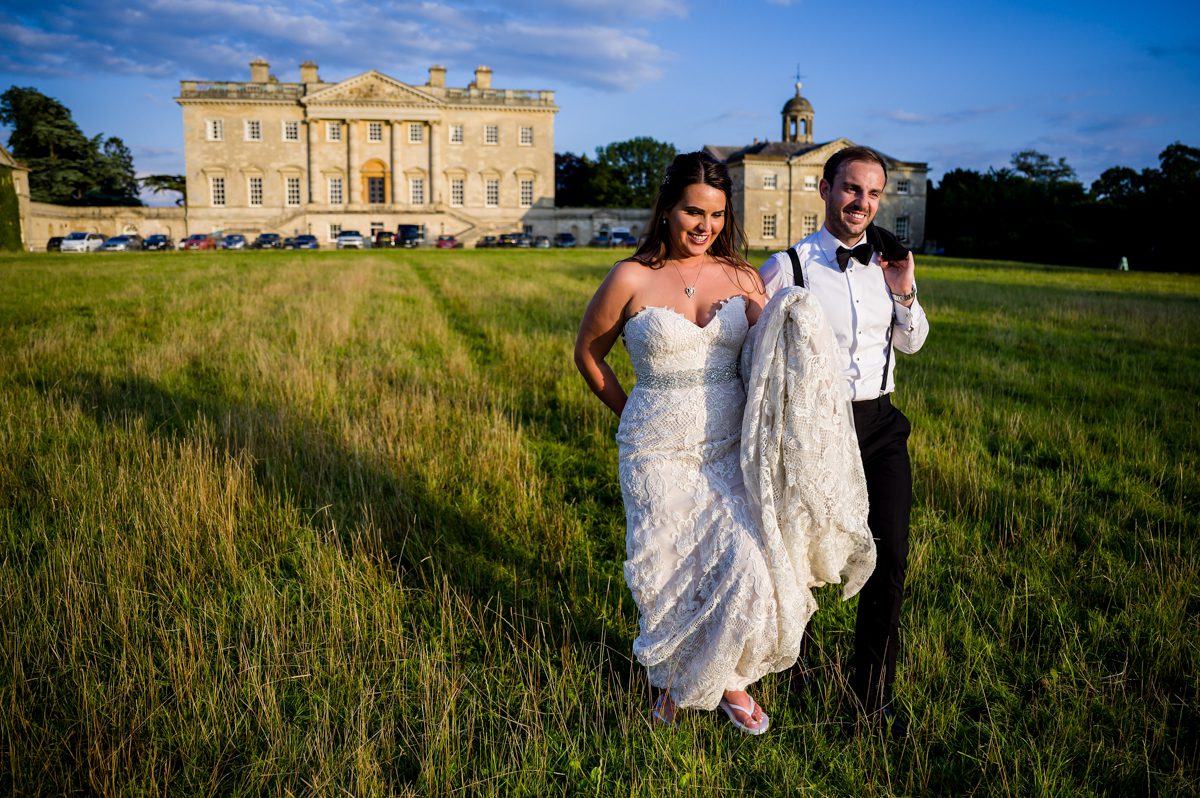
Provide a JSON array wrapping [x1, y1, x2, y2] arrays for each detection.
[[660, 173, 671, 188]]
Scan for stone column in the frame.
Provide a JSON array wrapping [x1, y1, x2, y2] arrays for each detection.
[[390, 121, 402, 204], [346, 119, 359, 205], [427, 120, 440, 205], [305, 119, 317, 203]]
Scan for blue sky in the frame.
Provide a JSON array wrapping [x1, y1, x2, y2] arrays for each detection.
[[1, 0, 1197, 203]]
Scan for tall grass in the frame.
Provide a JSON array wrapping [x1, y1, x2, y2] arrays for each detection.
[[1, 249, 1196, 795]]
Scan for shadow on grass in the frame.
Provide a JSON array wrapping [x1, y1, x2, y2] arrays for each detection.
[[33, 368, 635, 661]]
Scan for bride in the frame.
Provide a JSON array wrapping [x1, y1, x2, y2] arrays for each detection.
[[574, 151, 775, 732]]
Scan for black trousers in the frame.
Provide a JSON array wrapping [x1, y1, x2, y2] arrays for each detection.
[[849, 394, 912, 711]]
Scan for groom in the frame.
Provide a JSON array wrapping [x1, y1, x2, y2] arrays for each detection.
[[759, 146, 929, 737]]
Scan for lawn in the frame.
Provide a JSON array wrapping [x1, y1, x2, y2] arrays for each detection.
[[1, 249, 1197, 796]]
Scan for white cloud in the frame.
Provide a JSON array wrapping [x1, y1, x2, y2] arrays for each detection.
[[881, 105, 1017, 126], [0, 0, 673, 91]]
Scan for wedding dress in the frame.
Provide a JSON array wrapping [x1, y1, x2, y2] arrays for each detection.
[[616, 290, 875, 711]]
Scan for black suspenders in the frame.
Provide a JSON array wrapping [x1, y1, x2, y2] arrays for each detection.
[[785, 247, 894, 395]]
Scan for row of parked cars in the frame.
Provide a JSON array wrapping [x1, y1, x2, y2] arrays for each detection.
[[49, 227, 634, 253]]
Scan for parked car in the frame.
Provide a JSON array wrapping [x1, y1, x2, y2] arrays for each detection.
[[396, 224, 424, 248], [250, 233, 282, 249], [182, 234, 216, 250], [612, 231, 638, 247], [373, 231, 396, 248], [533, 235, 551, 249], [336, 230, 366, 249], [100, 235, 143, 252], [588, 233, 612, 247], [220, 234, 247, 250], [475, 235, 498, 248], [435, 235, 462, 249], [552, 233, 576, 248], [291, 234, 320, 249], [60, 232, 106, 252], [283, 236, 297, 249], [515, 234, 532, 248], [46, 236, 64, 252], [498, 233, 521, 248], [142, 234, 174, 251]]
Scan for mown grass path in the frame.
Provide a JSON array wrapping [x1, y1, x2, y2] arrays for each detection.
[[1, 250, 1197, 795]]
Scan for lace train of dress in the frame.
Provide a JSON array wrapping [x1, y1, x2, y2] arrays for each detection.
[[617, 291, 875, 711]]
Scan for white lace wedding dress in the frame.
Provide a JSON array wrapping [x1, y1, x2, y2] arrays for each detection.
[[617, 291, 874, 711]]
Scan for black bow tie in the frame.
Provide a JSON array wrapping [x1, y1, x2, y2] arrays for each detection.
[[835, 243, 874, 271]]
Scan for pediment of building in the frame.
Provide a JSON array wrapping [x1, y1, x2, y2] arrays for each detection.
[[303, 71, 441, 107], [787, 138, 856, 165]]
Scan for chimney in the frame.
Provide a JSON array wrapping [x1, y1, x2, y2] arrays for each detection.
[[472, 65, 493, 90], [300, 61, 320, 83], [250, 58, 269, 83], [428, 64, 446, 88]]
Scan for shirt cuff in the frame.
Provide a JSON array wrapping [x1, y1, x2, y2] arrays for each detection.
[[893, 300, 918, 330]]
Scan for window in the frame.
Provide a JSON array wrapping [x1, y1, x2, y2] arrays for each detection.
[[368, 177, 385, 204], [484, 125, 499, 145], [896, 179, 911, 195], [520, 178, 534, 208], [283, 120, 300, 141], [409, 123, 424, 144], [410, 177, 425, 205], [519, 126, 534, 146], [450, 177, 464, 207], [368, 122, 383, 142], [370, 222, 384, 237], [210, 176, 226, 207], [803, 175, 817, 191], [449, 124, 464, 144], [328, 223, 341, 242], [328, 176, 344, 205], [245, 120, 262, 141], [763, 173, 778, 190], [485, 178, 499, 207], [762, 214, 777, 239], [802, 213, 818, 236], [248, 176, 263, 207], [285, 176, 301, 207], [206, 119, 224, 141], [327, 121, 342, 142], [895, 216, 911, 241]]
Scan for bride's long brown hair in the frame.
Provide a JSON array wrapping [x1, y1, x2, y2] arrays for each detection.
[[631, 151, 754, 281]]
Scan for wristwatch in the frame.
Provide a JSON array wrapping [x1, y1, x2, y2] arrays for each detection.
[[891, 286, 918, 303]]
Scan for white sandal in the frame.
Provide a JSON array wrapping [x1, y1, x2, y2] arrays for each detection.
[[719, 694, 770, 735], [652, 692, 679, 727]]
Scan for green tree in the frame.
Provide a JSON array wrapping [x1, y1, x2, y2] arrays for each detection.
[[140, 174, 186, 206], [554, 152, 596, 207], [0, 85, 140, 205], [0, 86, 95, 203], [1011, 149, 1078, 184], [594, 137, 677, 208], [88, 136, 141, 205]]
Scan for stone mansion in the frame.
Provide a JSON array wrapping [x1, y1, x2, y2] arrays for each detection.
[[177, 60, 558, 244]]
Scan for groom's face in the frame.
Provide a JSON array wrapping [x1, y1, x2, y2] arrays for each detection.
[[819, 159, 886, 245]]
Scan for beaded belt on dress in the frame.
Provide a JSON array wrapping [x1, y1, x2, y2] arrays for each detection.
[[635, 362, 739, 390]]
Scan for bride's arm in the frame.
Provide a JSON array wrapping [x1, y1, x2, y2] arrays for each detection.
[[574, 261, 640, 417]]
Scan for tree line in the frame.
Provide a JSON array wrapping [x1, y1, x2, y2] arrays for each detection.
[[926, 144, 1200, 271]]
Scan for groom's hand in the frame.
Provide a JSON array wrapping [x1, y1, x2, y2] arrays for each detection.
[[881, 252, 916, 305]]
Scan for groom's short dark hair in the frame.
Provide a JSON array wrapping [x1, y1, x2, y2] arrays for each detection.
[[823, 146, 889, 186]]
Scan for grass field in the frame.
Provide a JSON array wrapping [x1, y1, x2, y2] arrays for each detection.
[[1, 248, 1197, 796]]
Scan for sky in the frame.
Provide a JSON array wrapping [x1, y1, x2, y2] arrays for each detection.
[[1, 0, 1198, 205]]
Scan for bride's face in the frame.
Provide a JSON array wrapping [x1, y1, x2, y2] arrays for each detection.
[[664, 182, 726, 259]]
